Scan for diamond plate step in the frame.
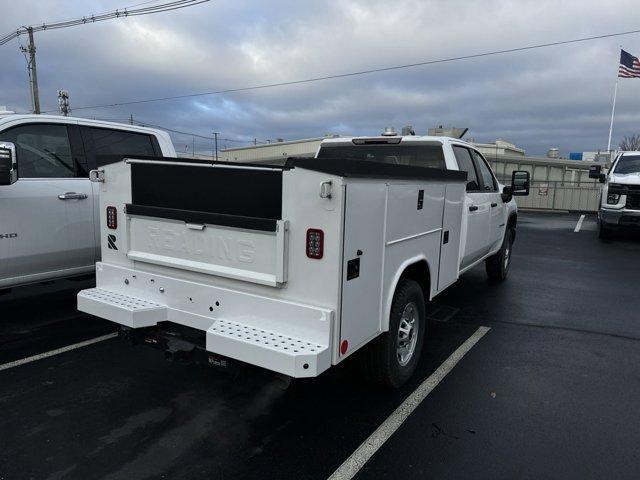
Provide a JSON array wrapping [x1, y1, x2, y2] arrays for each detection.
[[78, 288, 167, 328], [207, 319, 331, 378]]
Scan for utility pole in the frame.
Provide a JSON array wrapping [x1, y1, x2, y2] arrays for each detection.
[[20, 27, 40, 114], [213, 132, 219, 161]]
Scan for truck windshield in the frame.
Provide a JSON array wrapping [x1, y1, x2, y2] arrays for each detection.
[[613, 154, 640, 174], [317, 144, 445, 169]]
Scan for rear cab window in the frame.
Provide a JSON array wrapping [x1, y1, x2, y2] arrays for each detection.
[[81, 126, 160, 168], [317, 142, 446, 169]]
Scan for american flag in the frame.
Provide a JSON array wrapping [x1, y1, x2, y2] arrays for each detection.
[[619, 49, 640, 78]]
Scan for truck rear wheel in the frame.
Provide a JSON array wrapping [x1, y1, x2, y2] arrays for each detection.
[[361, 279, 426, 388], [486, 228, 513, 281]]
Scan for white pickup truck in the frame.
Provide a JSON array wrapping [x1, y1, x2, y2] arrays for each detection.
[[589, 151, 640, 238], [77, 131, 529, 387], [0, 114, 175, 290]]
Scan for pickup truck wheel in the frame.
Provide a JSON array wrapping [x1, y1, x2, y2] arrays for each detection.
[[486, 228, 514, 281], [360, 279, 425, 388], [598, 222, 613, 240]]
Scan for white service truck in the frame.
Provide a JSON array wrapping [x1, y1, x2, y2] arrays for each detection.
[[77, 131, 529, 387], [589, 151, 640, 238], [0, 115, 175, 290]]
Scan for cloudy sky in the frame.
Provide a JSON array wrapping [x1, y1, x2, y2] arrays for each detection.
[[1, 0, 640, 156]]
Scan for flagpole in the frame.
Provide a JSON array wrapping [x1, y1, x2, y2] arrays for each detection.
[[607, 47, 622, 154], [607, 77, 619, 153]]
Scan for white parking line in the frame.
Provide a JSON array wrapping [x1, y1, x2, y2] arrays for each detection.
[[327, 326, 491, 480], [574, 214, 586, 232], [0, 332, 118, 372]]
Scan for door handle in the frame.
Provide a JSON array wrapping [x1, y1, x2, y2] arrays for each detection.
[[468, 205, 479, 212], [491, 202, 498, 208], [58, 192, 88, 200]]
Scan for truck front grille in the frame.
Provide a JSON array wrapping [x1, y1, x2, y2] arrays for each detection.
[[626, 193, 640, 210]]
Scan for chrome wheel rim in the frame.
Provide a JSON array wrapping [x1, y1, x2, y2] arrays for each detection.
[[397, 302, 419, 366]]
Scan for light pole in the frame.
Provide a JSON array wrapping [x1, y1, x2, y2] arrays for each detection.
[[213, 131, 219, 161]]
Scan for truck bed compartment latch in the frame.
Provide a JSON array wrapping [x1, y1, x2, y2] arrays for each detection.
[[319, 180, 333, 199]]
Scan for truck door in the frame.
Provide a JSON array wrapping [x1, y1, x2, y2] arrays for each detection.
[[0, 123, 95, 285], [452, 145, 491, 269], [472, 150, 504, 250]]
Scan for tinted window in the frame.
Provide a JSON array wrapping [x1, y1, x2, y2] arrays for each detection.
[[472, 150, 497, 191], [317, 144, 445, 169], [0, 124, 74, 178], [90, 128, 155, 157], [453, 146, 480, 191], [613, 154, 640, 175]]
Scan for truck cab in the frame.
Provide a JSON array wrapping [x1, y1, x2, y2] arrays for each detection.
[[0, 114, 176, 289], [590, 151, 640, 238]]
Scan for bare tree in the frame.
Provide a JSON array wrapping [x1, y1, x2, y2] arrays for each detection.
[[619, 134, 640, 151]]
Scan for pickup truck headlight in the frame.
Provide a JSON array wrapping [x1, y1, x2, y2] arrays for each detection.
[[607, 193, 621, 205]]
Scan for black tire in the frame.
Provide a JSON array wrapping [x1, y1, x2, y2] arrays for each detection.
[[598, 221, 613, 240], [360, 279, 426, 388], [486, 228, 514, 281]]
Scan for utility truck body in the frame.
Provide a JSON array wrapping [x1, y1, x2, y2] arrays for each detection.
[[78, 134, 528, 386]]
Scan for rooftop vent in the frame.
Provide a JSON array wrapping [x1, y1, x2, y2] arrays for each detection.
[[381, 127, 397, 136]]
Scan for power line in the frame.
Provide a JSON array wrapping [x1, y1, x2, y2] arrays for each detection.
[[92, 116, 263, 144], [0, 0, 210, 46], [131, 118, 264, 144], [41, 27, 640, 113]]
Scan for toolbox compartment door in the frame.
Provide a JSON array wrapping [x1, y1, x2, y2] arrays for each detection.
[[339, 182, 387, 357], [126, 215, 288, 287], [123, 160, 288, 287]]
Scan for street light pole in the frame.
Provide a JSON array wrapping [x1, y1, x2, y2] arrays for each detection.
[[213, 132, 219, 161]]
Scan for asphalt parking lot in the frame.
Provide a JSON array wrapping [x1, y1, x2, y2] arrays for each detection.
[[1, 211, 639, 480]]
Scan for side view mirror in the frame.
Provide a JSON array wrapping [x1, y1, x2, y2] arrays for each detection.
[[511, 170, 530, 196], [0, 142, 17, 186], [589, 164, 606, 183]]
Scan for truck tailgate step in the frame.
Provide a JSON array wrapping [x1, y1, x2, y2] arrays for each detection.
[[207, 319, 330, 378], [78, 288, 167, 328]]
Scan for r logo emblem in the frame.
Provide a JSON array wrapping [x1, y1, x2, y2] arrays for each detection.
[[107, 234, 118, 250]]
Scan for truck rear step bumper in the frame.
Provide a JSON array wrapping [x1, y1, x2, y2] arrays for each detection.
[[78, 288, 167, 328], [208, 319, 328, 378], [77, 263, 333, 378]]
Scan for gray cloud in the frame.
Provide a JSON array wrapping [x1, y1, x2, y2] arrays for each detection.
[[1, 0, 640, 155]]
